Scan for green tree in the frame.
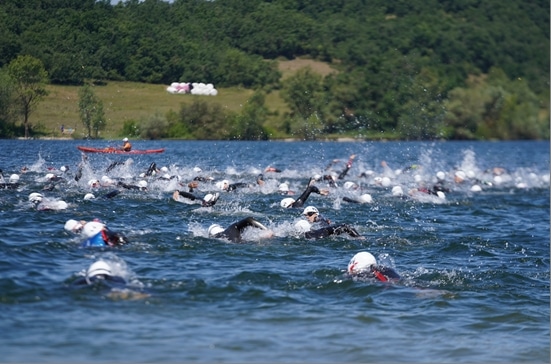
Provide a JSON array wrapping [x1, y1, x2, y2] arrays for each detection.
[[280, 67, 327, 139], [140, 111, 168, 140], [228, 91, 269, 140], [78, 84, 105, 139], [0, 69, 18, 138], [7, 55, 49, 139]]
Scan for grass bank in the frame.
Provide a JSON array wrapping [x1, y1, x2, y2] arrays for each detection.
[[33, 58, 338, 140]]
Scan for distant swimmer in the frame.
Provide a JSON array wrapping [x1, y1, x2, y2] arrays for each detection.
[[342, 193, 373, 204], [215, 179, 251, 192], [117, 180, 148, 191], [347, 251, 400, 282], [294, 206, 363, 240], [0, 171, 20, 190], [72, 260, 127, 286], [80, 221, 129, 247], [208, 217, 273, 243], [70, 259, 150, 300], [28, 192, 68, 211], [280, 178, 329, 208], [337, 154, 356, 180], [173, 190, 220, 207]]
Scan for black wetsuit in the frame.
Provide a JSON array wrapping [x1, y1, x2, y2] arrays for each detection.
[[304, 223, 361, 239], [212, 217, 265, 243], [175, 191, 218, 207], [227, 182, 250, 192], [290, 185, 322, 208], [117, 181, 146, 191]]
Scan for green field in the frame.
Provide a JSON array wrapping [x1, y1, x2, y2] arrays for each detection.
[[34, 58, 335, 140]]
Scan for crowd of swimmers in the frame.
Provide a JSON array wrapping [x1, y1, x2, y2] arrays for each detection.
[[2, 149, 548, 295]]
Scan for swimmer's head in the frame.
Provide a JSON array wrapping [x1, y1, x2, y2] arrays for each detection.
[[359, 193, 373, 203], [123, 137, 128, 142], [278, 183, 289, 192], [208, 224, 224, 236], [294, 220, 311, 233], [64, 219, 84, 233], [87, 260, 112, 278], [82, 221, 104, 238], [348, 252, 377, 274], [28, 192, 43, 203], [280, 197, 295, 208], [302, 206, 319, 216], [215, 180, 229, 190]]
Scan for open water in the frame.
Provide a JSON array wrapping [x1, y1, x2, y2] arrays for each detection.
[[0, 139, 549, 363]]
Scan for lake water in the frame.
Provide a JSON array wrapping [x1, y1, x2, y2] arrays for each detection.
[[0, 139, 549, 363]]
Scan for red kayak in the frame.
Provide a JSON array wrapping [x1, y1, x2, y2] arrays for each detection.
[[77, 146, 165, 154]]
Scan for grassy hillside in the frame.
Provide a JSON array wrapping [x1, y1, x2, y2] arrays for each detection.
[[34, 58, 337, 140]]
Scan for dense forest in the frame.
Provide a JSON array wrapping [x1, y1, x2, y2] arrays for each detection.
[[0, 0, 549, 140]]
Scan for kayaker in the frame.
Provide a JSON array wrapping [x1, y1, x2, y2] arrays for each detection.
[[122, 137, 132, 152]]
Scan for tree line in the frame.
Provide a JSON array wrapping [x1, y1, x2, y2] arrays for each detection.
[[0, 0, 548, 140]]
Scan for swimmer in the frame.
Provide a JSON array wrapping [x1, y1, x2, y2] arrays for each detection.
[[337, 154, 356, 180], [208, 217, 273, 243], [71, 260, 127, 286], [280, 178, 329, 208], [28, 192, 68, 211], [173, 190, 220, 207], [81, 221, 129, 247], [347, 251, 400, 282], [294, 206, 362, 239], [117, 180, 148, 191]]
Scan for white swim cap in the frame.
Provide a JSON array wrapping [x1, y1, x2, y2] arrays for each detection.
[[60, 166, 68, 172], [391, 186, 403, 196], [88, 179, 100, 188], [294, 220, 311, 233], [278, 183, 289, 192], [64, 219, 83, 232], [215, 180, 229, 190], [280, 197, 295, 208], [138, 180, 148, 188], [203, 193, 218, 203], [9, 174, 19, 183], [28, 192, 43, 203], [436, 171, 446, 181], [123, 137, 128, 142], [302, 206, 319, 216], [208, 224, 224, 236], [193, 166, 202, 173], [455, 170, 466, 181], [436, 191, 446, 199], [359, 193, 373, 203], [470, 184, 482, 192], [82, 221, 104, 238], [348, 252, 377, 274], [84, 193, 95, 200], [343, 181, 358, 190], [381, 177, 391, 187], [160, 166, 168, 173], [87, 261, 112, 278]]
